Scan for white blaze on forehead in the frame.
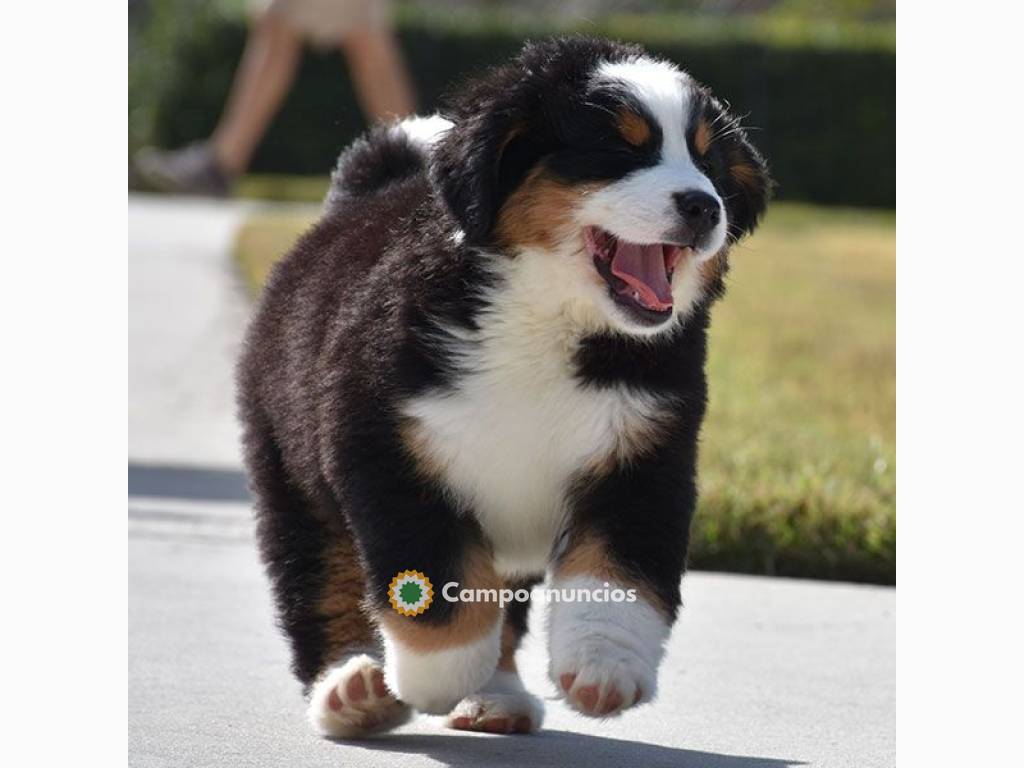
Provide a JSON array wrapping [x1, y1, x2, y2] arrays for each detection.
[[594, 57, 695, 165]]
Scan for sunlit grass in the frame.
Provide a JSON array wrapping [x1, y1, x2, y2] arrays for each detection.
[[695, 203, 894, 582], [232, 196, 895, 583], [235, 175, 330, 205], [233, 210, 317, 294]]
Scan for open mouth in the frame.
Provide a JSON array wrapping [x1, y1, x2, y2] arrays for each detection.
[[584, 226, 692, 326]]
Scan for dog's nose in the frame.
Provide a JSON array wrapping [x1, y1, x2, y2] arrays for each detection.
[[673, 191, 721, 239]]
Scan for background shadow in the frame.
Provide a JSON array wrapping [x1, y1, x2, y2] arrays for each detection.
[[128, 461, 251, 502]]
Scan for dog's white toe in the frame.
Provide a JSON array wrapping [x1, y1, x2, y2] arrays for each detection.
[[307, 653, 412, 739], [547, 578, 670, 718], [551, 634, 656, 717], [445, 669, 544, 734]]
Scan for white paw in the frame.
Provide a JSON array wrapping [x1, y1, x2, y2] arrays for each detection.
[[551, 633, 657, 716], [445, 669, 545, 734], [307, 654, 412, 739], [381, 620, 501, 715], [548, 577, 670, 718]]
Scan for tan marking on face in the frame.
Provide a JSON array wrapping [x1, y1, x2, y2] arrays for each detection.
[[699, 249, 729, 288], [378, 546, 501, 652], [496, 166, 601, 251], [616, 109, 652, 147], [318, 535, 377, 657], [693, 118, 713, 156], [555, 533, 671, 620], [729, 159, 762, 191]]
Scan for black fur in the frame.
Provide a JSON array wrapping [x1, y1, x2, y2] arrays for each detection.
[[238, 36, 770, 690], [238, 168, 490, 657], [324, 124, 427, 210], [431, 37, 649, 246], [570, 311, 713, 617]]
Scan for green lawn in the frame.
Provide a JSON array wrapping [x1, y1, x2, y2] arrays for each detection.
[[233, 190, 895, 584], [696, 204, 894, 583]]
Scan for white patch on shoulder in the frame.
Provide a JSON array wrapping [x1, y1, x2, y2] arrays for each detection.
[[380, 618, 501, 714], [391, 113, 453, 149], [547, 575, 670, 716], [403, 254, 674, 576]]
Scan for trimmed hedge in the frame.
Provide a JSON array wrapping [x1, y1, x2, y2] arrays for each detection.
[[129, 3, 895, 207]]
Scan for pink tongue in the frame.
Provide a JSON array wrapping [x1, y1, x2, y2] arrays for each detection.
[[610, 241, 673, 311]]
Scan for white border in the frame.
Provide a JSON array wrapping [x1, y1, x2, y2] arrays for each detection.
[[4, 3, 122, 763], [900, 3, 1024, 766]]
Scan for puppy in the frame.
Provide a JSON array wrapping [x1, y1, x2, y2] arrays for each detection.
[[237, 36, 770, 738]]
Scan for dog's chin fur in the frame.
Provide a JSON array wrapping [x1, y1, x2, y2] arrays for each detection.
[[238, 36, 770, 738]]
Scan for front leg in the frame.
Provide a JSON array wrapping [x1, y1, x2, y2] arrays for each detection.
[[308, 503, 505, 723], [320, 417, 507, 717], [548, 455, 694, 717], [375, 544, 504, 715]]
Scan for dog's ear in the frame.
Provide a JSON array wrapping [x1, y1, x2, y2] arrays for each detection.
[[722, 131, 772, 241], [696, 98, 773, 241], [431, 37, 645, 246], [430, 63, 547, 246]]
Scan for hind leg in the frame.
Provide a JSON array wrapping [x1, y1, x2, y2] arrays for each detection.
[[241, 411, 410, 738], [446, 578, 545, 734], [371, 543, 505, 716]]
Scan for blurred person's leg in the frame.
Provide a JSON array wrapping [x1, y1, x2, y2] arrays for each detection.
[[133, 7, 303, 196], [133, 1, 417, 197], [342, 28, 416, 122], [210, 10, 303, 176]]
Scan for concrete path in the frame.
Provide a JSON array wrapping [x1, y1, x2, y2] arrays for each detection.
[[128, 195, 895, 768]]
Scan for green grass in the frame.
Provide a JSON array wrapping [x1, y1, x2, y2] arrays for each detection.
[[233, 195, 895, 584], [233, 209, 318, 294], [694, 204, 894, 583], [235, 175, 330, 205]]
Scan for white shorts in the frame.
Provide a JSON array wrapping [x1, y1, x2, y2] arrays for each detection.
[[252, 0, 393, 46]]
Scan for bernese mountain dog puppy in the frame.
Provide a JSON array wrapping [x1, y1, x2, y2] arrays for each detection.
[[237, 36, 770, 738]]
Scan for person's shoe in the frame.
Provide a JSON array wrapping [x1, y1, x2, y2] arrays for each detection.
[[133, 143, 232, 197]]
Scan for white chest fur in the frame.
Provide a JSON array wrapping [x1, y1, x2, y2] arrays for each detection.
[[402, 253, 668, 577]]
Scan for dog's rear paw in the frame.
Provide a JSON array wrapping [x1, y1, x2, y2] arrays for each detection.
[[445, 670, 544, 734], [308, 654, 412, 739]]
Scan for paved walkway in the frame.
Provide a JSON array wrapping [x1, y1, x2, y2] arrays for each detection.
[[127, 195, 895, 768]]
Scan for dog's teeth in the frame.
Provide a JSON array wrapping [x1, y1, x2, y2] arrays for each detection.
[[632, 290, 640, 300]]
